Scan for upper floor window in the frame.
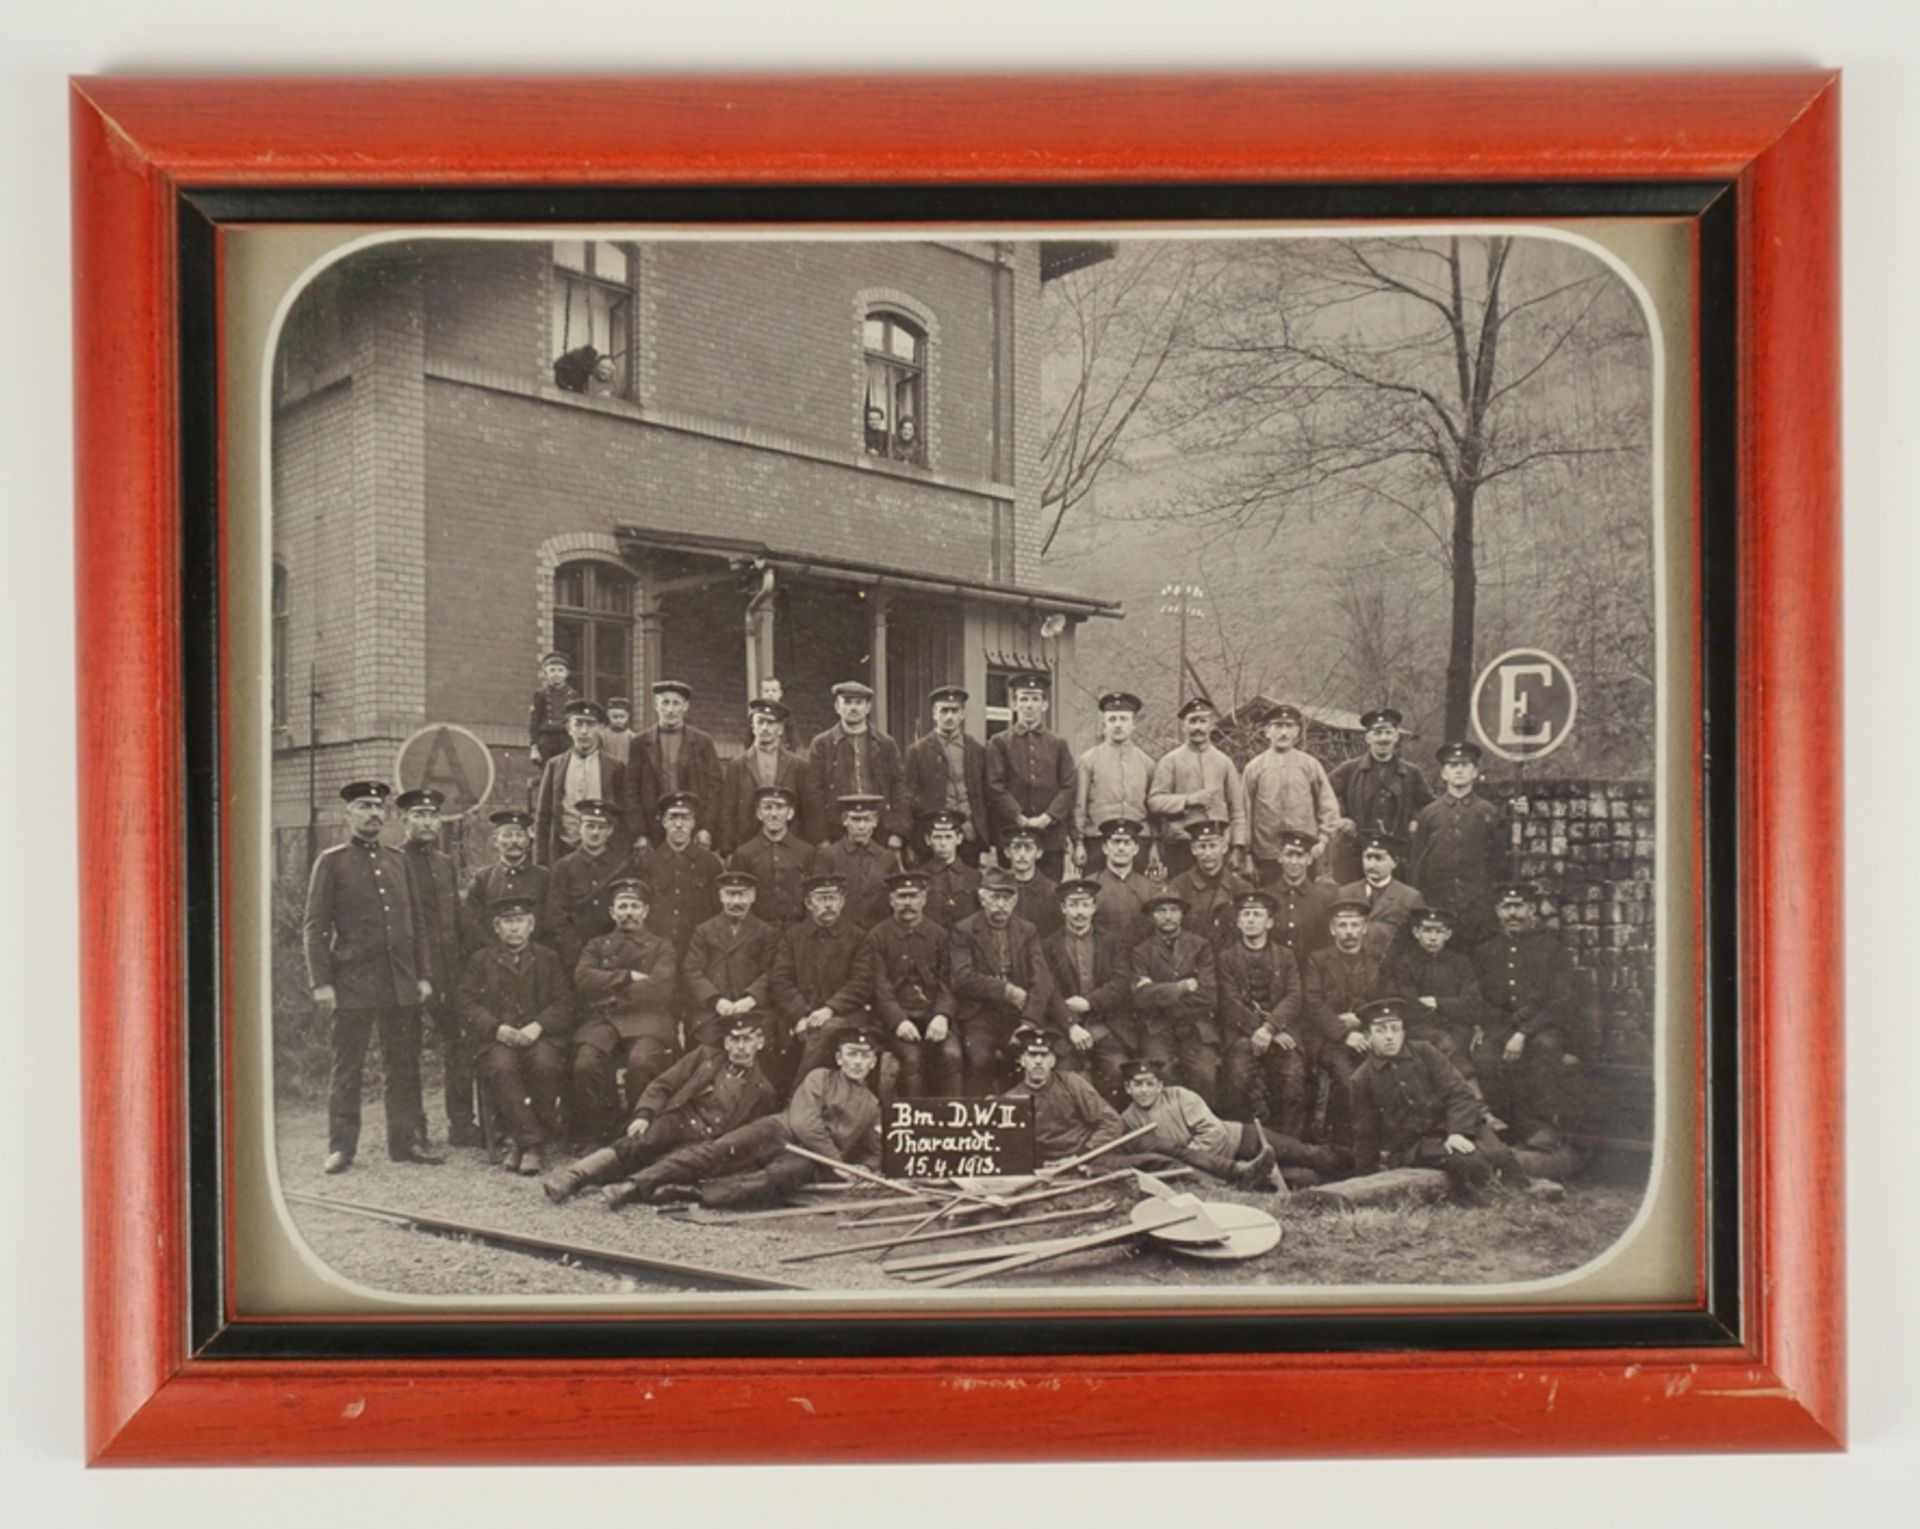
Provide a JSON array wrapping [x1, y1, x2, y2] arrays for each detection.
[[551, 241, 632, 398], [552, 561, 633, 705], [863, 311, 926, 464]]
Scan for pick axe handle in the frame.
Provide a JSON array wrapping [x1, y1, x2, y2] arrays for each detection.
[[1036, 1123, 1157, 1178], [922, 1209, 1198, 1288], [781, 1144, 959, 1202]]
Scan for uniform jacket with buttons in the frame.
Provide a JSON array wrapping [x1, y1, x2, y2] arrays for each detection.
[[543, 843, 650, 972], [1041, 925, 1135, 1042], [808, 836, 901, 930], [729, 831, 816, 927], [984, 724, 1078, 854], [716, 745, 818, 856], [903, 730, 991, 846], [1216, 938, 1305, 1041], [630, 1045, 778, 1131], [1408, 791, 1506, 935], [1269, 874, 1339, 958], [644, 841, 724, 954], [949, 912, 1054, 1032], [1129, 929, 1219, 1037], [1472, 929, 1584, 1044], [1349, 1039, 1482, 1171], [768, 918, 870, 1025], [458, 940, 572, 1050], [574, 926, 679, 1042], [807, 724, 909, 843], [1301, 945, 1382, 1047], [461, 858, 551, 954], [684, 914, 779, 1013], [402, 841, 463, 992], [629, 724, 722, 833], [921, 858, 981, 932], [1376, 946, 1487, 1031], [1073, 739, 1160, 842], [1167, 864, 1254, 949], [302, 837, 432, 1010], [861, 917, 955, 1027]]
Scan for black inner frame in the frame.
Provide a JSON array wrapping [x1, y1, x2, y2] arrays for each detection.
[[178, 180, 1741, 1362]]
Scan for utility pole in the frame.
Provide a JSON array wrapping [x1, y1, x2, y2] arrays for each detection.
[[1158, 583, 1206, 708]]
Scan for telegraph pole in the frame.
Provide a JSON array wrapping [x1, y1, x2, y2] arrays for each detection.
[[1158, 583, 1206, 708]]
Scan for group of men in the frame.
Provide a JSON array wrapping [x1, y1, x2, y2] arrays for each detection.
[[300, 665, 1587, 1209]]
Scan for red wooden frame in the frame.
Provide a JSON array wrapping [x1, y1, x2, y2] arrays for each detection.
[[71, 72, 1842, 1463]]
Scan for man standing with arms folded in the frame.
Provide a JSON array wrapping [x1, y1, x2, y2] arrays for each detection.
[[1242, 703, 1342, 884], [1147, 696, 1248, 879], [1073, 690, 1158, 876], [302, 781, 441, 1174], [985, 671, 1077, 881]]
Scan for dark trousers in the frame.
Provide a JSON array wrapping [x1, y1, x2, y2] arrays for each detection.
[[886, 1023, 964, 1100], [1403, 1123, 1519, 1198], [1240, 1035, 1310, 1137], [628, 1115, 811, 1207], [1256, 1124, 1351, 1178], [477, 1037, 567, 1147], [1173, 1025, 1224, 1109], [604, 1112, 717, 1175], [1310, 1034, 1364, 1147], [1474, 1025, 1572, 1137], [959, 1015, 1017, 1096], [420, 1000, 475, 1136], [327, 1005, 424, 1160], [571, 1021, 675, 1146]]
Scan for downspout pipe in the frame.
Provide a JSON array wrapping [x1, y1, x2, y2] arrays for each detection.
[[744, 561, 776, 693]]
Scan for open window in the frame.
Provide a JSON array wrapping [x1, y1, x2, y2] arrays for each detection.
[[551, 241, 633, 398], [862, 310, 926, 464]]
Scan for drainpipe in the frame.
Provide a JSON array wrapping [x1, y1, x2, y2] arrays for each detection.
[[744, 562, 776, 694]]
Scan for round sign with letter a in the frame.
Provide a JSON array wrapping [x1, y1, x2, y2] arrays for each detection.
[[393, 723, 497, 817], [1471, 649, 1578, 763]]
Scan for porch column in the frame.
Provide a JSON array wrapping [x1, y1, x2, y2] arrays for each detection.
[[869, 589, 891, 735], [961, 606, 990, 736], [634, 559, 663, 696]]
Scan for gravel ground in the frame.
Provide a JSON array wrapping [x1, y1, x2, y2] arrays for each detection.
[[274, 1105, 1647, 1299]]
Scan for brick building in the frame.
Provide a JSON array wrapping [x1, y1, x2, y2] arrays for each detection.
[[270, 236, 1119, 849]]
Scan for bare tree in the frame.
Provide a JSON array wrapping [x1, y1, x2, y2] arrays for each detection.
[[1162, 235, 1650, 739]]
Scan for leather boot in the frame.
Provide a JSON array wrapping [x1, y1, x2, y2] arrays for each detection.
[[601, 1177, 646, 1210], [544, 1146, 623, 1204]]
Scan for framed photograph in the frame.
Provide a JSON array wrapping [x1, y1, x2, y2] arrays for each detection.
[[73, 72, 1841, 1463]]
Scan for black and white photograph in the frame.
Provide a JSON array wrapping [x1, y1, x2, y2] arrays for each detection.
[[255, 226, 1680, 1306]]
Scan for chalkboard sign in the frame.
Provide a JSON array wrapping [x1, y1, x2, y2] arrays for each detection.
[[882, 1096, 1035, 1179]]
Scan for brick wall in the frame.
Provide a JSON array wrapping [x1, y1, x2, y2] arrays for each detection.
[[421, 240, 548, 380]]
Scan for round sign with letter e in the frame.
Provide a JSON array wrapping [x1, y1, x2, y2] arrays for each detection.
[[394, 723, 497, 817], [1471, 649, 1578, 763]]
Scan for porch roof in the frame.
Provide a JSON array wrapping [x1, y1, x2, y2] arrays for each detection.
[[613, 524, 1123, 620]]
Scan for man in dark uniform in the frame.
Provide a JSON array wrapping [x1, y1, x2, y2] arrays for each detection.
[[1336, 830, 1425, 964], [1042, 878, 1136, 1089], [950, 867, 1055, 1095], [1377, 905, 1488, 1084], [903, 684, 992, 867], [806, 794, 900, 930], [644, 790, 723, 1037], [460, 893, 571, 1174], [1408, 741, 1506, 947], [569, 877, 679, 1148], [728, 784, 814, 928], [1129, 891, 1224, 1107], [1268, 829, 1339, 960], [769, 874, 873, 1091], [395, 786, 478, 1148], [533, 699, 634, 865], [999, 1024, 1125, 1164], [1348, 996, 1518, 1201], [1001, 826, 1059, 938], [630, 680, 723, 849], [1473, 884, 1587, 1143], [301, 780, 441, 1173], [807, 680, 909, 850], [918, 809, 981, 929], [526, 651, 578, 769], [462, 808, 550, 955], [684, 870, 779, 1049], [542, 798, 646, 973], [1166, 818, 1253, 949], [1089, 818, 1154, 949], [1328, 706, 1434, 884], [985, 671, 1078, 881], [717, 698, 816, 854], [862, 869, 960, 1100], [617, 1025, 886, 1209], [543, 1014, 780, 1207], [1300, 899, 1381, 1149], [1215, 888, 1307, 1130]]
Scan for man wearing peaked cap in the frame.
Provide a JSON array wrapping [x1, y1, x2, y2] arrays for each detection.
[[719, 697, 815, 854], [631, 679, 721, 851], [1336, 828, 1424, 964], [1328, 705, 1433, 884], [643, 792, 724, 1004], [770, 872, 875, 1090], [302, 780, 440, 1173], [460, 890, 572, 1174], [808, 793, 903, 932], [862, 866, 961, 1099], [1088, 817, 1155, 950], [1117, 1050, 1282, 1190], [1215, 883, 1308, 1131], [728, 782, 814, 928], [985, 670, 1078, 880], [527, 651, 579, 768], [1148, 695, 1248, 879], [1408, 739, 1505, 946], [684, 866, 780, 1050], [1243, 702, 1342, 885], [1165, 817, 1254, 951], [1298, 896, 1382, 1150], [1375, 904, 1489, 1087], [999, 824, 1060, 938], [808, 680, 908, 852], [1265, 827, 1340, 960], [1074, 690, 1159, 877], [916, 809, 982, 931], [1129, 883, 1224, 1106], [395, 784, 475, 1149], [541, 796, 650, 974], [568, 876, 680, 1150], [533, 696, 634, 866], [904, 683, 991, 869], [1040, 876, 1136, 1092], [463, 808, 551, 958], [949, 864, 1055, 1094], [997, 1022, 1126, 1165], [1471, 883, 1589, 1147], [1349, 995, 1520, 1201]]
